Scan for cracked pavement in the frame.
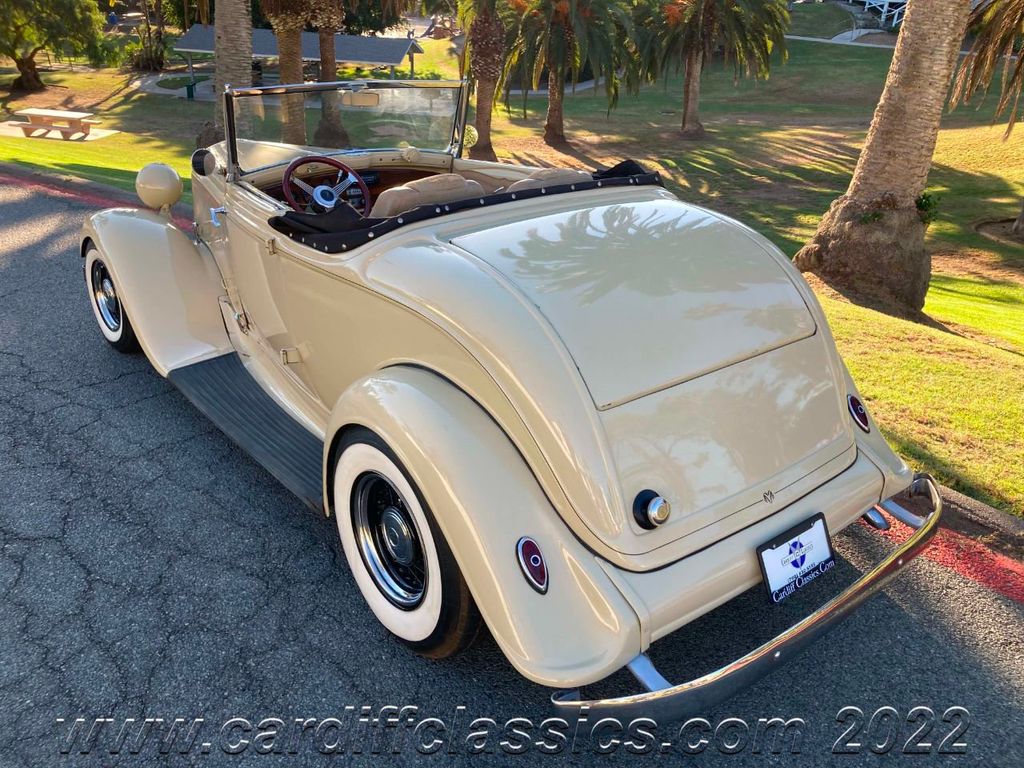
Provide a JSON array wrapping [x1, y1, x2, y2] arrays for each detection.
[[0, 181, 1022, 766]]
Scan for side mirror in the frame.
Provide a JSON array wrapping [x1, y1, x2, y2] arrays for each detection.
[[191, 148, 219, 177], [463, 124, 479, 149]]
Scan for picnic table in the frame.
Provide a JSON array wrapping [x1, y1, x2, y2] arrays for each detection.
[[15, 108, 101, 140]]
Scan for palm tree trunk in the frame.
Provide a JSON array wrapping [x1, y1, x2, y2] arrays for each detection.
[[544, 67, 567, 146], [1014, 198, 1024, 237], [472, 74, 498, 160], [203, 0, 252, 144], [317, 28, 336, 82], [154, 0, 165, 59], [276, 23, 308, 146], [793, 0, 971, 311], [681, 48, 704, 138], [313, 27, 349, 147], [467, 9, 504, 161]]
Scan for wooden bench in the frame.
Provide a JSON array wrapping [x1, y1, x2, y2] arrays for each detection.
[[15, 108, 100, 140]]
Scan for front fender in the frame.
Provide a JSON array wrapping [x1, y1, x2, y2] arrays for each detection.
[[81, 208, 230, 376], [324, 366, 641, 688]]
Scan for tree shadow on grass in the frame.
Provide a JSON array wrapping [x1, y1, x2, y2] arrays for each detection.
[[503, 121, 864, 257]]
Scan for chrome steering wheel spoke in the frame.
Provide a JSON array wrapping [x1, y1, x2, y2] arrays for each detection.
[[292, 177, 316, 198], [332, 173, 357, 197]]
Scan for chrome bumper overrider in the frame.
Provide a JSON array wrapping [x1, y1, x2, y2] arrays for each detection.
[[551, 473, 942, 720]]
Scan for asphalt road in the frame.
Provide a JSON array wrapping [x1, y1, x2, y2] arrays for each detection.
[[1, 180, 1023, 767]]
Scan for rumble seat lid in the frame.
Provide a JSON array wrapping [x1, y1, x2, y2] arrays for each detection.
[[451, 198, 817, 409]]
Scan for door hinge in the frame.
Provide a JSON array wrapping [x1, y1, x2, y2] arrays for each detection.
[[279, 347, 302, 365]]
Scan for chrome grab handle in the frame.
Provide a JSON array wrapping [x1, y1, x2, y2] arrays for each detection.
[[552, 474, 943, 720]]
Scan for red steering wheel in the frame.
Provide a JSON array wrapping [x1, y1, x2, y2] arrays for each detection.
[[281, 155, 372, 216]]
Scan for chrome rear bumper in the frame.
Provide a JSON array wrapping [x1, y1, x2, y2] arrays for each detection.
[[551, 473, 942, 721]]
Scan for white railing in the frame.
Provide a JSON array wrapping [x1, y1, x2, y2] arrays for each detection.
[[850, 0, 986, 28], [848, 0, 908, 27]]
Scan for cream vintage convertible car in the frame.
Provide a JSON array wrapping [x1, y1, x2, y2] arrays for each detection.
[[80, 79, 941, 718]]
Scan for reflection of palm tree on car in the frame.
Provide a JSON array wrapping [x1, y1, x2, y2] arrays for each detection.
[[494, 206, 714, 301]]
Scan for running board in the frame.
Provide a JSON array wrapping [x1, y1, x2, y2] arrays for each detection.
[[167, 354, 324, 510]]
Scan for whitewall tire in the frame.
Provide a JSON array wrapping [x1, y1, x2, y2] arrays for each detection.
[[84, 246, 140, 353], [333, 428, 481, 657]]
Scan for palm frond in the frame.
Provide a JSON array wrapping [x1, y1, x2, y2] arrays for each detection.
[[952, 0, 1024, 135]]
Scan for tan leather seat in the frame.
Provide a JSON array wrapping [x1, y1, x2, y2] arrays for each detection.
[[504, 167, 593, 194], [369, 173, 486, 218]]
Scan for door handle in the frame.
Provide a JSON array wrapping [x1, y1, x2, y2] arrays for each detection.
[[209, 206, 228, 228]]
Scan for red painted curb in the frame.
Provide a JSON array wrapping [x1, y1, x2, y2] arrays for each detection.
[[0, 172, 193, 230], [873, 519, 1024, 603]]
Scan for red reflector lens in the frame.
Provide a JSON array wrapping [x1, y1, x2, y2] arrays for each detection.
[[848, 394, 870, 433], [516, 537, 548, 594]]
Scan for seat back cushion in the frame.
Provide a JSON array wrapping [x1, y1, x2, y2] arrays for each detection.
[[504, 167, 593, 194], [369, 173, 486, 218]]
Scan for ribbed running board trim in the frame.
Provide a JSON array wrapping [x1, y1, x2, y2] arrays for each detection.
[[168, 354, 324, 510]]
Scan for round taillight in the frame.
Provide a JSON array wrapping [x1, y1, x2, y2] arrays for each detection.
[[633, 489, 671, 530], [848, 394, 870, 433], [516, 537, 548, 594]]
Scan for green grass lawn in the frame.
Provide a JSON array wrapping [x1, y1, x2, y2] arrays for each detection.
[[2, 38, 1023, 514], [822, 296, 1024, 514], [925, 275, 1024, 353], [0, 67, 205, 200], [413, 38, 462, 79], [788, 2, 855, 39]]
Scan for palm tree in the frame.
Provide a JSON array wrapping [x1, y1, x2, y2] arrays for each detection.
[[199, 0, 252, 144], [793, 0, 971, 312], [636, 0, 788, 138], [308, 0, 350, 146], [953, 0, 1024, 236], [459, 0, 507, 160], [504, 0, 634, 146], [261, 0, 311, 145]]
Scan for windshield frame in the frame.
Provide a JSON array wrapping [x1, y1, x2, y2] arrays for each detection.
[[223, 79, 470, 179]]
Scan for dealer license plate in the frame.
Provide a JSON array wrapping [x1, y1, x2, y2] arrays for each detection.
[[757, 513, 836, 604]]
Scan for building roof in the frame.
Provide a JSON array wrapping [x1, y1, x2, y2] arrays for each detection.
[[174, 24, 424, 66]]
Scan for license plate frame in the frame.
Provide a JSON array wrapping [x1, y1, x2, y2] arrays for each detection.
[[756, 513, 836, 604]]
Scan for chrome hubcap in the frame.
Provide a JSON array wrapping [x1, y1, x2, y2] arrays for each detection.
[[352, 472, 426, 610], [90, 260, 121, 333], [380, 506, 415, 566]]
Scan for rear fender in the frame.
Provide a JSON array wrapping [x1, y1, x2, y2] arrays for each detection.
[[81, 208, 230, 376], [841, 363, 914, 500], [324, 366, 641, 688]]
